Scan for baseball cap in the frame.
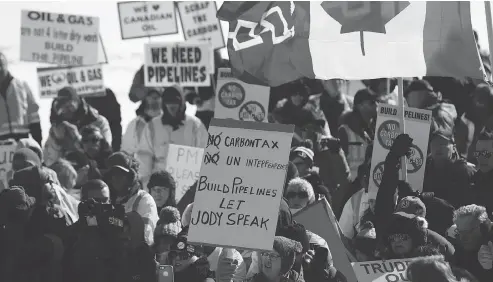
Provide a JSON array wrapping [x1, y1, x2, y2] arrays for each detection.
[[395, 196, 427, 217], [290, 147, 314, 163], [354, 89, 377, 106], [106, 152, 132, 173]]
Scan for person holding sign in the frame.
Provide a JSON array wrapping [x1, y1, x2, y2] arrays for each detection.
[[43, 87, 112, 167], [137, 86, 208, 186], [0, 52, 42, 146]]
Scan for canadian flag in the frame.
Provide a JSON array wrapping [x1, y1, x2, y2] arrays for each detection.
[[218, 1, 487, 86]]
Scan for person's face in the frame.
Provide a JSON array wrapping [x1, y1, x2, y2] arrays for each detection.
[[164, 103, 180, 117], [0, 53, 8, 81], [260, 251, 282, 279], [429, 136, 454, 162], [406, 91, 428, 109], [83, 187, 110, 203], [110, 169, 130, 197], [145, 92, 162, 111], [82, 132, 103, 158], [456, 215, 483, 251], [359, 100, 378, 118], [290, 93, 305, 107], [291, 156, 309, 176], [322, 79, 344, 98], [472, 90, 493, 122], [150, 186, 171, 207], [286, 185, 310, 210], [389, 234, 413, 256], [56, 99, 79, 120]]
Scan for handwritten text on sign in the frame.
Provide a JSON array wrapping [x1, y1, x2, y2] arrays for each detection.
[[20, 10, 99, 66], [0, 141, 17, 192], [177, 1, 225, 50], [118, 1, 178, 39], [352, 258, 415, 282], [188, 119, 294, 251], [144, 43, 213, 87], [37, 65, 104, 98], [166, 145, 204, 203], [215, 68, 270, 122]]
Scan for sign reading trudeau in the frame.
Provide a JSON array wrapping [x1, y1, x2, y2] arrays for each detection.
[[177, 1, 225, 50], [37, 65, 105, 98], [144, 42, 213, 87], [187, 119, 294, 251], [20, 10, 100, 66], [117, 1, 178, 40]]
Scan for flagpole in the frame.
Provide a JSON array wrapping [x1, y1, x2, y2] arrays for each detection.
[[485, 1, 493, 80], [398, 77, 408, 182]]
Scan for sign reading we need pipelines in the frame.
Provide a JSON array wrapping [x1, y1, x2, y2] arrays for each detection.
[[144, 42, 213, 87], [187, 119, 294, 251], [20, 10, 99, 66]]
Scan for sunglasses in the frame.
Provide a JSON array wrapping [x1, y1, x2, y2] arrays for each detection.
[[82, 136, 101, 144], [286, 191, 309, 199], [389, 233, 411, 243]]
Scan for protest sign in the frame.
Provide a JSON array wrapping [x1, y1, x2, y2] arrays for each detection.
[[144, 42, 213, 87], [166, 144, 204, 203], [0, 140, 17, 192], [176, 1, 225, 50], [117, 1, 178, 40], [37, 64, 105, 98], [368, 105, 432, 195], [187, 119, 294, 250], [474, 140, 493, 173], [214, 68, 270, 122], [352, 258, 416, 282], [294, 199, 358, 282], [20, 10, 99, 66]]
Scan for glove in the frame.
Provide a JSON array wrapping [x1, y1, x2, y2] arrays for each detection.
[[389, 134, 413, 158], [478, 241, 493, 270]]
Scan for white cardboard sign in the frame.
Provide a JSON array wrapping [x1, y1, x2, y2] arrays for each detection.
[[117, 1, 179, 40], [20, 10, 100, 66], [37, 64, 105, 98]]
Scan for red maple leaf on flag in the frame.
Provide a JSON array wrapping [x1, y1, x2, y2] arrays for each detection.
[[321, 1, 410, 56]]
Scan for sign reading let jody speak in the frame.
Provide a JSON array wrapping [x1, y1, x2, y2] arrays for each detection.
[[215, 68, 270, 122], [176, 1, 225, 50], [187, 119, 294, 251], [20, 10, 100, 66], [117, 1, 178, 40], [144, 42, 213, 87], [37, 65, 105, 98]]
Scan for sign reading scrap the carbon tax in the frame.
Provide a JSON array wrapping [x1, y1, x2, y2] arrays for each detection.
[[144, 42, 213, 87], [176, 1, 225, 50], [214, 68, 270, 122], [368, 105, 431, 198], [37, 64, 105, 98]]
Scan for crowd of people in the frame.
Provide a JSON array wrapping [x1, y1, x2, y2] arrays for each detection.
[[1, 32, 493, 282]]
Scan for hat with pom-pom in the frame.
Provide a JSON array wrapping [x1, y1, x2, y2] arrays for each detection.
[[155, 207, 182, 239]]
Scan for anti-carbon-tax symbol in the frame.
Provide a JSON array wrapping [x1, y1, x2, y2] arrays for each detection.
[[238, 101, 266, 122], [218, 82, 245, 109], [377, 120, 400, 150]]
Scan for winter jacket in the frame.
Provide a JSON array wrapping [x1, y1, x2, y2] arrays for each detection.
[[85, 88, 122, 152], [319, 93, 353, 137], [455, 246, 493, 282], [456, 112, 483, 161], [122, 116, 149, 157], [137, 114, 208, 184], [44, 99, 112, 166], [422, 158, 477, 208], [0, 72, 42, 145]]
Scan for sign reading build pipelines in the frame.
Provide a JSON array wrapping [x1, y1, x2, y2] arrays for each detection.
[[117, 1, 178, 40], [144, 42, 213, 87], [177, 1, 225, 50], [187, 119, 294, 251], [20, 10, 100, 66], [37, 64, 105, 98]]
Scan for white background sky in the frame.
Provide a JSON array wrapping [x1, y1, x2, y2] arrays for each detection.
[[0, 0, 491, 143]]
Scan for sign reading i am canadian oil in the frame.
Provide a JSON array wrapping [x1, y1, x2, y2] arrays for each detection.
[[177, 1, 225, 50], [215, 68, 270, 122], [117, 1, 178, 40], [37, 65, 105, 98]]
